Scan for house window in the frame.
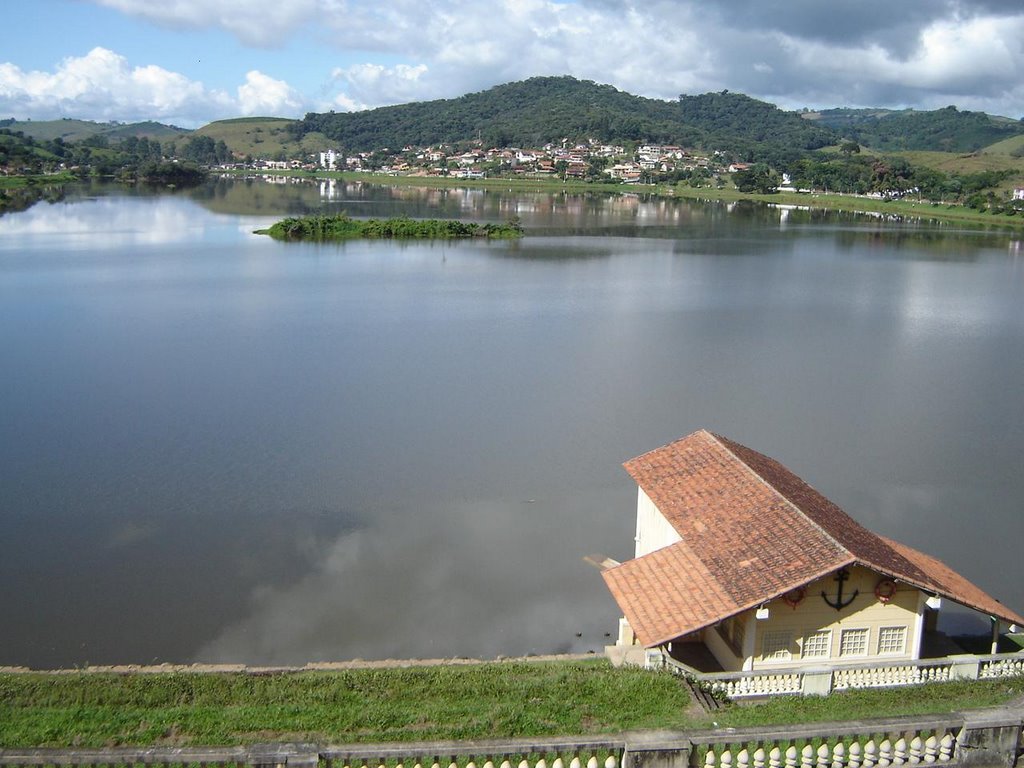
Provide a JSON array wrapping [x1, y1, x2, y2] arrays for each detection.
[[802, 630, 832, 659], [839, 628, 870, 657], [877, 626, 907, 655], [761, 630, 792, 661], [716, 615, 746, 657]]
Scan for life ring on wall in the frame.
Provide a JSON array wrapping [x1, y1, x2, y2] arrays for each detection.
[[874, 579, 897, 603], [782, 587, 806, 609]]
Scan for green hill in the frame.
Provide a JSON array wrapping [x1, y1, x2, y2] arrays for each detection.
[[290, 76, 837, 160], [981, 134, 1024, 157], [0, 118, 188, 144], [183, 117, 332, 159], [805, 106, 1024, 152]]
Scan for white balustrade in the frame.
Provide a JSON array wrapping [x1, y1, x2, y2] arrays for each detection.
[[695, 730, 960, 768], [979, 657, 1024, 678]]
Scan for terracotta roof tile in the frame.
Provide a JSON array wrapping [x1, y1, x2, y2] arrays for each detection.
[[607, 430, 1024, 646]]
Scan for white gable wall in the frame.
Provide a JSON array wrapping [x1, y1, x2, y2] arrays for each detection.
[[634, 487, 682, 557]]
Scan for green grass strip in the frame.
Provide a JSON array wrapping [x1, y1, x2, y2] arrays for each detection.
[[2, 661, 1022, 748]]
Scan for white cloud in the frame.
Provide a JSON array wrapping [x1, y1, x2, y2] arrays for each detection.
[[771, 13, 1024, 111], [0, 47, 227, 125], [328, 63, 429, 111], [237, 70, 305, 116], [10, 2, 1024, 125], [0, 48, 310, 127], [92, 0, 320, 47]]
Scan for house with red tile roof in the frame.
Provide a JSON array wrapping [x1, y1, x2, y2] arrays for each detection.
[[601, 430, 1024, 695]]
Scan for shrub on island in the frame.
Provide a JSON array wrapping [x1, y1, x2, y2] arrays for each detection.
[[257, 213, 524, 241]]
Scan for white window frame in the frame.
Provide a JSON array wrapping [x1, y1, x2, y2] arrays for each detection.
[[802, 629, 832, 659], [760, 630, 793, 661], [839, 627, 870, 658], [876, 626, 907, 655]]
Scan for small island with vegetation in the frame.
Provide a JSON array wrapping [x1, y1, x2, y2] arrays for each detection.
[[255, 212, 525, 241]]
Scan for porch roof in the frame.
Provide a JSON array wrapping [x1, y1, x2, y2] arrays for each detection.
[[602, 430, 1024, 648]]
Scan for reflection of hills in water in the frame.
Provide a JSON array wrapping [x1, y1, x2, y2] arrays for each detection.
[[0, 184, 67, 217], [183, 177, 1012, 260], [22, 176, 1014, 262]]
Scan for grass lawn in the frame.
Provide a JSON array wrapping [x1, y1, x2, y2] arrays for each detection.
[[1, 660, 1021, 748]]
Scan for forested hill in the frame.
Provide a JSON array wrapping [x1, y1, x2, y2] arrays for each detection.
[[289, 76, 837, 158], [806, 106, 1024, 152]]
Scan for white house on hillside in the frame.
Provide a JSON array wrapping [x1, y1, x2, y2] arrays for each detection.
[[319, 149, 341, 170]]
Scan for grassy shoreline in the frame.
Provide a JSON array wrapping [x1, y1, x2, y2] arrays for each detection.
[[2, 660, 1021, 748], [0, 172, 77, 189]]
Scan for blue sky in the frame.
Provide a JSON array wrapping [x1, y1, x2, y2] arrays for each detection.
[[3, 0, 1024, 128]]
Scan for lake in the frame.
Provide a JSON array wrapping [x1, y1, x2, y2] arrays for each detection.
[[1, 177, 1022, 669]]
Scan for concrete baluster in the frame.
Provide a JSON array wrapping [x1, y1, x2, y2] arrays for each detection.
[[587, 758, 598, 768], [783, 746, 797, 768], [937, 735, 953, 763], [721, 749, 733, 768], [569, 759, 581, 768], [848, 741, 861, 768], [878, 739, 892, 768], [753, 747, 766, 768], [862, 740, 877, 768], [768, 746, 782, 768], [500, 760, 512, 768], [519, 759, 530, 768], [536, 759, 547, 768], [922, 736, 937, 764], [704, 750, 717, 768], [831, 742, 845, 768], [466, 760, 476, 768], [816, 743, 829, 768], [604, 756, 617, 768], [801, 744, 815, 768], [893, 738, 907, 765], [737, 748, 749, 768], [552, 758, 564, 768], [908, 737, 922, 765]]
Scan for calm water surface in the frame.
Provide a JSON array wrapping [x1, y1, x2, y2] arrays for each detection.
[[2, 178, 1023, 668]]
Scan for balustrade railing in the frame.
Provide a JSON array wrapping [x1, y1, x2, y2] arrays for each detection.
[[321, 746, 623, 768], [654, 650, 1024, 698], [697, 733, 958, 768], [3, 709, 1022, 768], [978, 656, 1024, 678]]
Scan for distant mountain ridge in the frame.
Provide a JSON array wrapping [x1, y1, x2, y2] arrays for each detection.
[[805, 106, 1024, 153], [6, 77, 1024, 159], [1, 118, 189, 143], [289, 76, 836, 161]]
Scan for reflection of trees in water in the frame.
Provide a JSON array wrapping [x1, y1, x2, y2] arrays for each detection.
[[0, 183, 66, 217], [174, 177, 1010, 263]]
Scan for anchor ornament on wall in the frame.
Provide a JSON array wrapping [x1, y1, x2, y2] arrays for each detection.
[[822, 567, 859, 611]]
